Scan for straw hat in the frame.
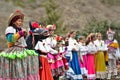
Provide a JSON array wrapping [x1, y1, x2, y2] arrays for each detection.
[[8, 10, 24, 26], [46, 24, 56, 30]]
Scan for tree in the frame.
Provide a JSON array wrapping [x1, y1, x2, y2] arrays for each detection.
[[41, 0, 66, 34], [81, 17, 120, 44]]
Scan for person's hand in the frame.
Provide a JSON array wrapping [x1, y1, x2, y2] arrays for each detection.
[[72, 48, 76, 51], [18, 29, 27, 37]]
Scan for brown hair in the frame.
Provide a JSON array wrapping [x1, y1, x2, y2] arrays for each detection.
[[68, 31, 75, 38], [9, 15, 23, 26], [86, 33, 95, 45]]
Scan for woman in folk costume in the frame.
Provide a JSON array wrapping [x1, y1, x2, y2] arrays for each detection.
[[86, 33, 97, 80], [65, 39, 83, 80], [105, 28, 120, 79], [78, 36, 88, 77], [68, 31, 83, 80], [34, 28, 55, 80], [0, 10, 39, 80], [94, 33, 107, 80]]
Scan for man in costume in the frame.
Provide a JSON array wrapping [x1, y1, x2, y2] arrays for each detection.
[[105, 28, 120, 79]]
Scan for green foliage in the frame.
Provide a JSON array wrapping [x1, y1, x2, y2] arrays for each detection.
[[81, 17, 120, 44], [5, 0, 37, 8], [101, 0, 120, 6], [81, 18, 109, 39], [109, 22, 120, 43], [5, 0, 24, 7], [41, 0, 67, 35]]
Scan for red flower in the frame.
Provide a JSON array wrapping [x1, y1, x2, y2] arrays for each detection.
[[32, 22, 40, 28], [16, 10, 20, 12]]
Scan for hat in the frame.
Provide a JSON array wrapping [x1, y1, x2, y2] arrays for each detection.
[[29, 21, 41, 33], [46, 24, 56, 31], [33, 28, 49, 35], [8, 10, 24, 26]]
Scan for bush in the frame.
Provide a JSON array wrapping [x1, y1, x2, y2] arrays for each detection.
[[101, 0, 120, 6], [41, 0, 67, 35], [80, 18, 120, 44]]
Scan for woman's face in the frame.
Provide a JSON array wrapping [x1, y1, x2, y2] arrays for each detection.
[[97, 34, 102, 40], [14, 19, 23, 28], [49, 29, 55, 36], [71, 32, 76, 38]]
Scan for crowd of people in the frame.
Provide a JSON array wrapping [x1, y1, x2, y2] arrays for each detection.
[[0, 10, 120, 80]]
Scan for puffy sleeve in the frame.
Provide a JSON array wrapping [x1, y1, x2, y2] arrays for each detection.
[[43, 39, 58, 54], [5, 27, 21, 43], [45, 37, 57, 48], [35, 41, 49, 53]]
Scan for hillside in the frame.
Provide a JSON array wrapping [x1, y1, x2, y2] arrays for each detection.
[[0, 0, 120, 50]]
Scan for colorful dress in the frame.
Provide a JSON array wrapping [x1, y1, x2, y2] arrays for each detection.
[[94, 39, 107, 79], [0, 26, 39, 80], [44, 37, 65, 77], [79, 43, 88, 76], [59, 46, 69, 70], [86, 42, 97, 79], [35, 40, 54, 80], [44, 37, 57, 69], [105, 39, 119, 79], [68, 37, 83, 80]]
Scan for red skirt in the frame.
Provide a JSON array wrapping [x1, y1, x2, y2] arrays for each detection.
[[39, 56, 54, 80], [62, 57, 69, 70]]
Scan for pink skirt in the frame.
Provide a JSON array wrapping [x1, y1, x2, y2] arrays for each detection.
[[79, 55, 88, 75], [54, 53, 64, 68], [47, 53, 56, 69], [47, 53, 64, 69], [86, 54, 96, 79]]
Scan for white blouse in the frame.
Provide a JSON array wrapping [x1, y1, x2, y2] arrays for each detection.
[[94, 39, 108, 51], [35, 41, 58, 54], [79, 43, 88, 55], [68, 37, 79, 51], [44, 37, 57, 48], [87, 42, 97, 54]]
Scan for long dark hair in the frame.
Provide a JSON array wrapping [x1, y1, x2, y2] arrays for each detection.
[[68, 31, 75, 38]]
